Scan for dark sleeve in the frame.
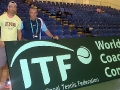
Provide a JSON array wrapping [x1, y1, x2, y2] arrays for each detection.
[[22, 21, 26, 38]]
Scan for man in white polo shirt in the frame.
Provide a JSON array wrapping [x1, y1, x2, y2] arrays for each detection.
[[22, 6, 58, 40]]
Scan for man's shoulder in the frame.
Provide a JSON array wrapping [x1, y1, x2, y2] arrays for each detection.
[[0, 13, 7, 22], [37, 18, 43, 24], [0, 13, 6, 18], [37, 18, 43, 21], [14, 15, 22, 21]]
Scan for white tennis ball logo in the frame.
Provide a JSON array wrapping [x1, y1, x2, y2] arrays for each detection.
[[77, 46, 92, 64]]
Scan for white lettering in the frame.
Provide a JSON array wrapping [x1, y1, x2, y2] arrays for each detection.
[[100, 54, 107, 63], [56, 54, 71, 81], [20, 59, 32, 89], [95, 40, 105, 50], [105, 67, 120, 77], [31, 56, 53, 85]]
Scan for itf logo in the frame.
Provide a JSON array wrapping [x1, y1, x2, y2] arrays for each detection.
[[77, 46, 92, 64], [10, 41, 92, 89]]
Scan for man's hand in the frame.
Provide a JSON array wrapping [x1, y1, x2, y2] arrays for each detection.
[[0, 41, 5, 47], [53, 36, 59, 40]]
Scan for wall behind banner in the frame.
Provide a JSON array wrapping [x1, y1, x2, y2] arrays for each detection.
[[37, 0, 120, 10], [109, 0, 120, 10]]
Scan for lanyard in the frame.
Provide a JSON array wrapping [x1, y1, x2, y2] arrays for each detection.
[[30, 19, 38, 35]]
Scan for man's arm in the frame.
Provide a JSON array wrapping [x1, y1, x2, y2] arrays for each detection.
[[17, 20, 23, 41], [45, 30, 59, 39], [40, 19, 59, 40], [17, 30, 22, 41], [0, 16, 5, 47], [45, 30, 54, 38], [0, 41, 4, 47]]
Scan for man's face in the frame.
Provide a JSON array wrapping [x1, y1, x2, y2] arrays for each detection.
[[8, 5, 17, 14], [29, 9, 38, 20]]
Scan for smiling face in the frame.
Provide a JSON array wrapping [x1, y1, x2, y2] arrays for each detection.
[[29, 8, 38, 21], [7, 1, 17, 15], [8, 5, 17, 15]]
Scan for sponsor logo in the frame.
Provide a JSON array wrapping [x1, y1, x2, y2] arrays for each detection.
[[10, 41, 92, 89]]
